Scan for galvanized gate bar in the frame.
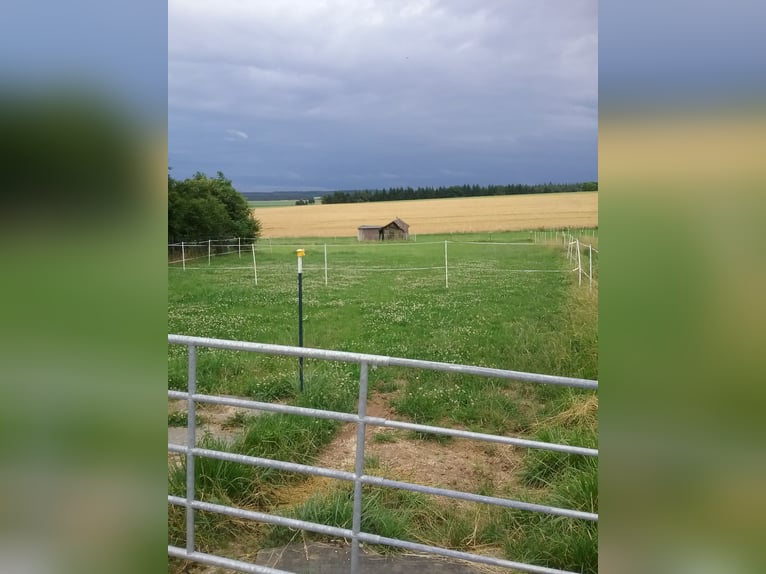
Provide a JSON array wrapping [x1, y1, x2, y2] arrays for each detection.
[[368, 417, 598, 457], [168, 495, 354, 537], [350, 362, 369, 572], [185, 345, 196, 554], [167, 334, 598, 389], [167, 443, 597, 520], [359, 475, 598, 521], [167, 390, 359, 423], [169, 334, 390, 366], [386, 356, 596, 389], [168, 546, 293, 574], [168, 335, 598, 574], [355, 532, 578, 574], [167, 497, 581, 574], [168, 390, 598, 456], [168, 445, 357, 482]]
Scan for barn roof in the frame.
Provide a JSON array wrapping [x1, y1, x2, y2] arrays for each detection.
[[384, 218, 409, 231], [358, 225, 381, 229]]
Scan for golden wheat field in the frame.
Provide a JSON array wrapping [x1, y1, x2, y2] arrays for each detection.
[[254, 192, 598, 238]]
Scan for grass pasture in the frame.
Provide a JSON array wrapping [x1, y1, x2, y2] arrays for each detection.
[[247, 199, 297, 208], [168, 230, 598, 573], [253, 192, 598, 237]]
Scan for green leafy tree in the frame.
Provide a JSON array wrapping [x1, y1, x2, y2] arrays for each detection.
[[168, 171, 261, 242]]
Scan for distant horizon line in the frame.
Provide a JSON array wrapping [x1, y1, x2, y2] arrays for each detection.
[[239, 181, 598, 195]]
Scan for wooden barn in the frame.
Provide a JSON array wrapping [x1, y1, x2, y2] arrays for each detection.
[[357, 218, 410, 241], [357, 225, 382, 241], [380, 218, 410, 240]]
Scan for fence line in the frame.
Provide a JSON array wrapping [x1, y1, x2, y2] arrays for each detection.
[[176, 230, 599, 249], [170, 240, 582, 286], [340, 266, 446, 272], [169, 240, 445, 248], [168, 334, 597, 573], [169, 266, 567, 276], [449, 241, 538, 246], [170, 238, 578, 250], [169, 231, 597, 249], [169, 266, 254, 271], [169, 238, 259, 248], [168, 247, 240, 266], [568, 238, 598, 290]]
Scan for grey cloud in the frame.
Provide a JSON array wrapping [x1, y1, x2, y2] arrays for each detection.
[[169, 0, 597, 190]]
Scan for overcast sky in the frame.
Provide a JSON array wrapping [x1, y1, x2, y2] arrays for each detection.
[[169, 0, 597, 193]]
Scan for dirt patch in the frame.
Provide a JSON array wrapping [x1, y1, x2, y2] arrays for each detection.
[[313, 392, 395, 471], [168, 391, 524, 495], [275, 391, 523, 508], [168, 396, 260, 458], [366, 434, 520, 492]]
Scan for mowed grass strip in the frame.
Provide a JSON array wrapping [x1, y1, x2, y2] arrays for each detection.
[[247, 199, 297, 208], [253, 192, 598, 237]]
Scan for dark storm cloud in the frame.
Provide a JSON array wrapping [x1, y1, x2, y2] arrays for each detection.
[[169, 0, 597, 191]]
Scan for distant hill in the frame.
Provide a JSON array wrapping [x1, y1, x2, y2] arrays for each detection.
[[240, 190, 326, 201]]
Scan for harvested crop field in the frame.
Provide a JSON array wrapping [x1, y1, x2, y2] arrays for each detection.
[[254, 192, 598, 238]]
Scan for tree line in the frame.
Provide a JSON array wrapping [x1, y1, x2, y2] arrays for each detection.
[[168, 171, 261, 243], [321, 181, 597, 204]]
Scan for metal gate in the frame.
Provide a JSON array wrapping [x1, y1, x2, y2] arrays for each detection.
[[168, 334, 598, 574]]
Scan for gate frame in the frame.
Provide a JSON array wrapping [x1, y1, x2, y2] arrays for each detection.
[[168, 334, 598, 574]]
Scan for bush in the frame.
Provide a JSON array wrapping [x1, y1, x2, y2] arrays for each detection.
[[168, 171, 261, 243]]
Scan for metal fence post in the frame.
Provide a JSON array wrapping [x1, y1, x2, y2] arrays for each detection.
[[589, 244, 593, 290], [350, 362, 369, 573], [186, 344, 197, 555], [296, 249, 305, 391], [576, 240, 582, 286]]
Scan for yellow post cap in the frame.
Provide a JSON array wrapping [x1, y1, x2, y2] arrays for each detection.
[[296, 249, 305, 257]]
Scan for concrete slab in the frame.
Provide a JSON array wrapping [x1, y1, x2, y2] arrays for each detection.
[[256, 542, 486, 573]]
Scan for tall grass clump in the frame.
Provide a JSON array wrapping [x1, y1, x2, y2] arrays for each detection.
[[520, 393, 598, 488], [167, 437, 262, 555], [264, 484, 433, 551], [492, 456, 598, 573], [168, 370, 359, 553], [392, 374, 528, 435], [265, 484, 536, 558], [499, 391, 598, 573], [168, 435, 259, 504]]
